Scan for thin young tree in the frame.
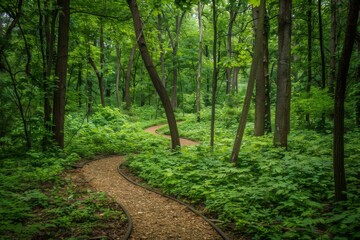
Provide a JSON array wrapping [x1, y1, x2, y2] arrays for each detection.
[[273, 0, 292, 148], [210, 0, 218, 148], [231, 0, 265, 163], [125, 45, 136, 110], [196, 0, 203, 122], [127, 0, 180, 149], [333, 0, 359, 201]]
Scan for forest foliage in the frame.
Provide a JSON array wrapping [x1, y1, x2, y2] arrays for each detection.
[[0, 0, 359, 239]]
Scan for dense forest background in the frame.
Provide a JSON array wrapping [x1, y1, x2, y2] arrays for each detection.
[[0, 0, 359, 239]]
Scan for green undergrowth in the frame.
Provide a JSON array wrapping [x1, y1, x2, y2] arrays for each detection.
[[65, 106, 169, 157], [127, 118, 360, 239], [0, 151, 127, 239]]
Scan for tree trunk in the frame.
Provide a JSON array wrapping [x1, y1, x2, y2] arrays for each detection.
[[264, 13, 271, 133], [253, 5, 265, 136], [196, 1, 203, 122], [157, 14, 166, 87], [53, 0, 70, 148], [318, 0, 326, 128], [274, 0, 292, 148], [231, 0, 265, 163], [127, 0, 180, 149], [329, 0, 336, 97], [226, 9, 237, 94], [125, 45, 136, 110], [165, 13, 185, 109], [99, 22, 106, 107], [210, 0, 218, 148], [115, 44, 121, 108], [76, 63, 82, 108], [333, 0, 359, 201], [306, 0, 312, 125]]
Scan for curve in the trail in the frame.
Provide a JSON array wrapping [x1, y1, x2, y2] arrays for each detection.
[[81, 124, 223, 240], [144, 123, 198, 147]]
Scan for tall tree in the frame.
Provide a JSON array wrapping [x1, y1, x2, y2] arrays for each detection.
[[274, 0, 292, 148], [125, 45, 136, 110], [210, 0, 218, 148], [164, 11, 185, 109], [329, 0, 336, 97], [196, 0, 203, 122], [225, 2, 238, 94], [333, 0, 359, 201], [53, 0, 70, 148], [306, 0, 312, 125], [231, 0, 265, 163], [253, 3, 266, 136], [115, 44, 121, 108], [127, 0, 180, 149]]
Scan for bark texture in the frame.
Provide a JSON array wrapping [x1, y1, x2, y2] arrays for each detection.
[[53, 0, 70, 148], [333, 0, 359, 201], [127, 0, 180, 149], [274, 0, 292, 148]]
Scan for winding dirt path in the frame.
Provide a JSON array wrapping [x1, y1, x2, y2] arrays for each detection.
[[80, 124, 222, 239]]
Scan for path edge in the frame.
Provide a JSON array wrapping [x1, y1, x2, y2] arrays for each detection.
[[117, 162, 230, 240], [81, 159, 133, 240]]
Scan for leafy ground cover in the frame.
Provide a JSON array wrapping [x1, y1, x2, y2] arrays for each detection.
[[127, 115, 360, 239], [0, 151, 128, 239]]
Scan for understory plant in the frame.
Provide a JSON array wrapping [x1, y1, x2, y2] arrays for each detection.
[[127, 121, 360, 239]]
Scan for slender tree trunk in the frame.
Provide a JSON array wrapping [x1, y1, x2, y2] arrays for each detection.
[[127, 0, 180, 149], [165, 13, 185, 109], [306, 0, 312, 125], [274, 0, 292, 148], [86, 66, 92, 116], [318, 0, 326, 89], [333, 0, 359, 202], [157, 14, 166, 87], [53, 0, 70, 148], [115, 44, 121, 108], [226, 9, 237, 94], [99, 22, 106, 107], [76, 63, 82, 108], [231, 0, 265, 163], [356, 41, 360, 127], [318, 0, 326, 128], [264, 13, 271, 133], [210, 0, 218, 148], [125, 45, 136, 110], [254, 5, 265, 136], [196, 1, 203, 122], [329, 0, 336, 97]]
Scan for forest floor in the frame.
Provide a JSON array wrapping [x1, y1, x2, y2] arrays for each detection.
[[75, 124, 222, 239]]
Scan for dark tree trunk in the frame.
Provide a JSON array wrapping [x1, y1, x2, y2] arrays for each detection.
[[164, 12, 185, 109], [127, 0, 180, 149], [231, 0, 265, 163], [99, 23, 106, 107], [318, 0, 326, 128], [306, 0, 312, 125], [210, 0, 218, 148], [115, 44, 121, 108], [226, 9, 237, 94], [53, 0, 70, 148], [333, 0, 359, 201], [196, 1, 203, 122], [274, 0, 292, 148], [264, 13, 271, 133], [329, 0, 336, 97], [253, 5, 265, 136], [76, 63, 82, 108], [125, 45, 136, 110]]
